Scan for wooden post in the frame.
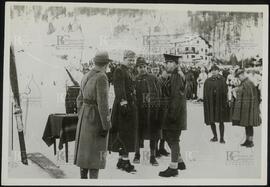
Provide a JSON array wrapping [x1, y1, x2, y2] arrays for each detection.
[[11, 100, 14, 151], [65, 142, 68, 163]]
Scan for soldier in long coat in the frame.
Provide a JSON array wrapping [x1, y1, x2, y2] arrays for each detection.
[[203, 64, 230, 144], [74, 51, 112, 179], [133, 57, 161, 166], [185, 68, 195, 100], [109, 50, 138, 173], [232, 69, 261, 147], [159, 54, 187, 177], [191, 66, 200, 99]]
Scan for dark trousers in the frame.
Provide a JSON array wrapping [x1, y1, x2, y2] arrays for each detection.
[[135, 139, 157, 156], [80, 168, 99, 179], [210, 122, 224, 139], [163, 129, 182, 163], [245, 126, 254, 137]]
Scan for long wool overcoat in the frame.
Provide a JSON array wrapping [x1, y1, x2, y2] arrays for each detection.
[[109, 65, 138, 153], [232, 78, 261, 127], [74, 67, 111, 169], [135, 73, 161, 140], [203, 74, 230, 125]]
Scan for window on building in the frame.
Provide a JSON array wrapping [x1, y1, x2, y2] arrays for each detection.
[[201, 48, 203, 52], [191, 55, 195, 58], [205, 57, 207, 60], [197, 40, 199, 44], [205, 49, 208, 53], [191, 47, 195, 53], [187, 55, 189, 58], [185, 47, 189, 51]]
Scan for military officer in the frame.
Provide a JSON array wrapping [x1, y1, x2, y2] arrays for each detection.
[[109, 50, 138, 173], [74, 50, 112, 179], [159, 54, 187, 177]]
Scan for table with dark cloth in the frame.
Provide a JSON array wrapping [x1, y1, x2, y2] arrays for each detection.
[[42, 113, 78, 162]]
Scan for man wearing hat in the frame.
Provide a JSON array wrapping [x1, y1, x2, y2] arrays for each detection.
[[133, 57, 161, 166], [159, 54, 187, 177], [231, 69, 261, 147], [74, 50, 112, 179], [109, 50, 138, 173], [203, 64, 230, 144]]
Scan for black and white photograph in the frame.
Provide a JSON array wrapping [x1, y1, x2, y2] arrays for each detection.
[[1, 2, 268, 185]]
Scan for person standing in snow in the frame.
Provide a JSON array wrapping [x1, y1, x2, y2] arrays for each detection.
[[232, 69, 261, 147], [159, 54, 187, 177], [133, 57, 161, 166], [203, 64, 230, 144], [74, 51, 112, 179], [197, 67, 208, 102], [109, 50, 138, 173]]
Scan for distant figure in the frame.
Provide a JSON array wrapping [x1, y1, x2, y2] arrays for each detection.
[[197, 67, 208, 102], [185, 67, 195, 100], [151, 64, 160, 78], [191, 67, 200, 99]]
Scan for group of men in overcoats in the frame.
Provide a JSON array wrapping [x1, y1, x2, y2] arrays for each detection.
[[108, 51, 187, 177], [73, 49, 261, 179]]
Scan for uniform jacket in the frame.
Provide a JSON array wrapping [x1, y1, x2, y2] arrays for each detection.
[[161, 68, 187, 130]]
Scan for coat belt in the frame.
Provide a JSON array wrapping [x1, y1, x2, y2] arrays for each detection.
[[83, 99, 97, 105]]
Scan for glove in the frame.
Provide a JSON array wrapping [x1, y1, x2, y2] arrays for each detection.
[[99, 129, 108, 138]]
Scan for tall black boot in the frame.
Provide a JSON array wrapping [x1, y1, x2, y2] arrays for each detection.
[[80, 168, 88, 179], [219, 123, 225, 144], [241, 127, 249, 146], [89, 169, 99, 179], [210, 123, 218, 142]]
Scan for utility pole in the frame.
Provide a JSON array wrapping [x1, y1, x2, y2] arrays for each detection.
[[174, 42, 177, 55], [148, 27, 151, 63]]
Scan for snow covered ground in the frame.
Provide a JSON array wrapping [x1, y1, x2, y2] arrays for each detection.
[[8, 101, 262, 179]]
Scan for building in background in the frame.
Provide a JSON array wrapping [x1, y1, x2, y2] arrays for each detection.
[[170, 34, 213, 65], [143, 33, 212, 66]]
